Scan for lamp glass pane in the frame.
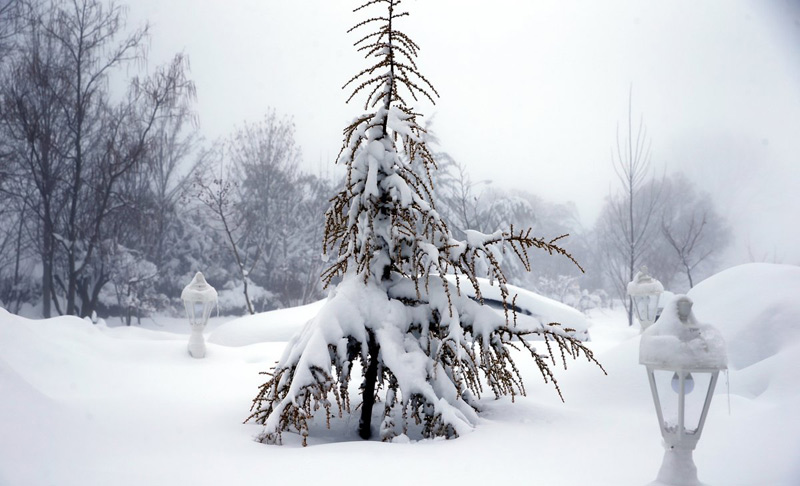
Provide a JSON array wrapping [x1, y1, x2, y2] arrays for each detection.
[[184, 301, 194, 324], [652, 370, 680, 432], [647, 294, 659, 321], [634, 295, 649, 321], [682, 372, 712, 434], [653, 370, 712, 435], [201, 300, 213, 324], [193, 302, 204, 325]]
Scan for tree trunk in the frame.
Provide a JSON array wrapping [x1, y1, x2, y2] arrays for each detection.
[[10, 213, 25, 313], [41, 219, 53, 318], [66, 256, 77, 315], [626, 90, 635, 327], [358, 330, 380, 440]]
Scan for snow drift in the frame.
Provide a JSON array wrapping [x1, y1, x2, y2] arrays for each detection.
[[688, 263, 800, 370], [1, 263, 799, 485]]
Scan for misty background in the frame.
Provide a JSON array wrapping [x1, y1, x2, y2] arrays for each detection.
[[128, 0, 800, 261], [1, 0, 799, 320]]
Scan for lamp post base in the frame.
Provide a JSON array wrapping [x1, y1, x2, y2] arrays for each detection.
[[188, 326, 206, 359], [648, 447, 706, 486]]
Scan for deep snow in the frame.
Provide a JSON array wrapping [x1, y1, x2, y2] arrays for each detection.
[[1, 263, 798, 485]]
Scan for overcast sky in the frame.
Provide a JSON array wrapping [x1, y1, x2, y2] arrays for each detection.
[[128, 0, 800, 266]]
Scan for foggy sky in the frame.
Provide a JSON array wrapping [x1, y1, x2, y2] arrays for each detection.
[[128, 0, 800, 266]]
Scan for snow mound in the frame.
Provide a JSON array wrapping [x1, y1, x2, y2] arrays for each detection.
[[0, 352, 55, 416], [448, 277, 591, 340], [208, 300, 326, 346], [688, 263, 800, 370], [1, 289, 799, 484]]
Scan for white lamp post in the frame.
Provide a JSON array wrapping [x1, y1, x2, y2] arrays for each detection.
[[628, 266, 664, 331], [181, 272, 217, 359], [639, 295, 727, 486]]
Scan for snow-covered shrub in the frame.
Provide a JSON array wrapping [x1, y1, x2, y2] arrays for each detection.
[[100, 244, 160, 326], [533, 275, 610, 313], [247, 0, 603, 446], [217, 278, 276, 315], [0, 273, 40, 315]]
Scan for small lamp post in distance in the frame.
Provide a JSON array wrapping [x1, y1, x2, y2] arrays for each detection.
[[628, 266, 664, 331], [181, 272, 217, 359]]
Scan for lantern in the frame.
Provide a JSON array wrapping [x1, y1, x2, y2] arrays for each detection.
[[639, 295, 727, 486], [181, 272, 217, 359], [628, 266, 664, 330]]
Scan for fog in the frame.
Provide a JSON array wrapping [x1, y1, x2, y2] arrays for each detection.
[[129, 0, 800, 266]]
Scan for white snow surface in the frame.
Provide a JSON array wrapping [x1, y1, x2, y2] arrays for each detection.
[[688, 263, 800, 370], [208, 300, 325, 346], [1, 263, 799, 485]]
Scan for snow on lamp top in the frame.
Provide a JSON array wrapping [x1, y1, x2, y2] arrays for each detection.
[[639, 295, 727, 370], [181, 272, 218, 303], [627, 266, 664, 297]]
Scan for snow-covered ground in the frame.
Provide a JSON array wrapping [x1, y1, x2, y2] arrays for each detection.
[[1, 263, 798, 485]]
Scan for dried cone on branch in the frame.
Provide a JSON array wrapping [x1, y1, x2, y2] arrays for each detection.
[[247, 0, 604, 446]]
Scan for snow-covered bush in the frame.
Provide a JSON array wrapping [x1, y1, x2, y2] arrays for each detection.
[[247, 0, 603, 446], [100, 244, 160, 326], [216, 278, 276, 315], [533, 275, 610, 313]]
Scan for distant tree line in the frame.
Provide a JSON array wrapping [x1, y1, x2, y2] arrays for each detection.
[[593, 91, 732, 325], [0, 0, 333, 320], [421, 118, 731, 318], [0, 0, 731, 321]]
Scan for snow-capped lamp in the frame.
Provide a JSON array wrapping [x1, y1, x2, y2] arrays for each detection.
[[627, 266, 664, 331], [639, 295, 727, 486], [181, 272, 217, 359]]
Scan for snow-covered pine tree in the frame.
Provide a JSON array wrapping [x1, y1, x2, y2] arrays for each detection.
[[247, 0, 603, 446]]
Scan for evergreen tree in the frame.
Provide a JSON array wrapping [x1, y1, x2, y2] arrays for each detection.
[[248, 0, 603, 446]]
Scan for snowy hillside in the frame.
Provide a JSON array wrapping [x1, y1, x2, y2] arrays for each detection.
[[1, 264, 798, 485]]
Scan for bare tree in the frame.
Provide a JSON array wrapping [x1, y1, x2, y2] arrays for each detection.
[[0, 0, 194, 317], [431, 155, 494, 236], [660, 172, 731, 289], [746, 241, 784, 265], [195, 154, 259, 315], [194, 112, 309, 313], [429, 138, 588, 292], [229, 111, 303, 304], [597, 89, 663, 325], [290, 173, 331, 305], [43, 0, 151, 315], [0, 1, 71, 317], [0, 0, 19, 59], [139, 93, 202, 267], [68, 52, 195, 317], [0, 195, 35, 313]]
